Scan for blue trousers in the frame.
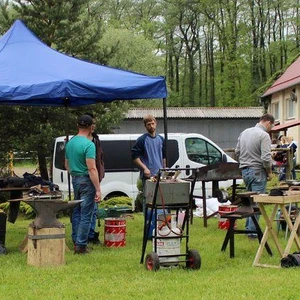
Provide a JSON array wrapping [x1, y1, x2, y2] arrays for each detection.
[[242, 168, 267, 234], [88, 203, 98, 239], [71, 176, 96, 247]]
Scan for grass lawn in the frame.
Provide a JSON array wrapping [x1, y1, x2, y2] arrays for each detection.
[[0, 210, 300, 300]]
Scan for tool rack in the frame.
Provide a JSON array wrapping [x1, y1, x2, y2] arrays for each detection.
[[140, 168, 201, 271]]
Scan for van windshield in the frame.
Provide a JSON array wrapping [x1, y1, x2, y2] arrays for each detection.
[[185, 137, 222, 165]]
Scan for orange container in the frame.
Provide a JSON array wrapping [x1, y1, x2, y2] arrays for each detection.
[[218, 205, 238, 230], [104, 218, 126, 247]]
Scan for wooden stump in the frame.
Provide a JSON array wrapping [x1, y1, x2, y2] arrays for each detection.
[[27, 226, 65, 267]]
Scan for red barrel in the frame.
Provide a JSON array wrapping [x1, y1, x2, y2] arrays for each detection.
[[104, 218, 126, 247], [218, 205, 238, 230]]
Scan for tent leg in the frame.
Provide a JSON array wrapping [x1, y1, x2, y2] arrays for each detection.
[[163, 97, 168, 166]]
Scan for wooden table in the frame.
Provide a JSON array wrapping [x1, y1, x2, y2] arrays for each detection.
[[252, 194, 300, 268]]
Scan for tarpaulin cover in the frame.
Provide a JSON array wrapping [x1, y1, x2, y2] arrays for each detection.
[[0, 20, 167, 106]]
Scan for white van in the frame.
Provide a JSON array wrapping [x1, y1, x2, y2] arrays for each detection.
[[51, 133, 238, 204]]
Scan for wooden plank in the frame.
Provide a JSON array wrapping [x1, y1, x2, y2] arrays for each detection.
[[0, 187, 30, 191], [252, 263, 281, 269], [252, 194, 300, 204]]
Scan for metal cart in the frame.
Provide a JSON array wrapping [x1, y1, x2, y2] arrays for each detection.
[[140, 168, 201, 271]]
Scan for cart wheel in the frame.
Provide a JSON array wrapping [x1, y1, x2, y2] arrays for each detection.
[[186, 249, 201, 270], [145, 252, 160, 271]]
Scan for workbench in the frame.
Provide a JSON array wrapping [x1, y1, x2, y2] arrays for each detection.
[[189, 162, 242, 227], [252, 193, 300, 268]]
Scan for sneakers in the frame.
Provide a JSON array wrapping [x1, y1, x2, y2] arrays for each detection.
[[74, 245, 90, 254], [88, 232, 101, 245]]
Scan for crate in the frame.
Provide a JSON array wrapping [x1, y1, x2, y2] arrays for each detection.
[[145, 179, 190, 205]]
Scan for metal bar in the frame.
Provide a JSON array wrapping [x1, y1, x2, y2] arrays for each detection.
[[28, 234, 65, 240], [163, 97, 168, 167]]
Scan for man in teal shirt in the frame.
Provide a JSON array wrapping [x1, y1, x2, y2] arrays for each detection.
[[65, 114, 101, 254]]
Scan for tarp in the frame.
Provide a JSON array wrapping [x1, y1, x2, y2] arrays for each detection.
[[0, 20, 167, 106]]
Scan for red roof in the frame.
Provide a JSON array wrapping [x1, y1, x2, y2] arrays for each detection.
[[263, 57, 300, 97], [271, 119, 300, 132]]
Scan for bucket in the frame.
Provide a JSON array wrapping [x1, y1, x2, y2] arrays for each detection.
[[104, 218, 126, 247], [218, 205, 238, 230]]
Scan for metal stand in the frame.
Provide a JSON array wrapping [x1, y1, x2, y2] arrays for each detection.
[[189, 162, 242, 227], [140, 168, 201, 271]]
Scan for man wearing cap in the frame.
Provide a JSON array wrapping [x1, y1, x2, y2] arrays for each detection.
[[65, 114, 101, 254]]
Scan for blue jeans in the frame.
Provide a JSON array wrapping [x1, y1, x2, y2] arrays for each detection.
[[88, 203, 98, 239], [71, 176, 96, 247], [242, 168, 267, 234]]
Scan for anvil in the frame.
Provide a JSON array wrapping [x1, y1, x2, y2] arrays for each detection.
[[22, 197, 82, 228]]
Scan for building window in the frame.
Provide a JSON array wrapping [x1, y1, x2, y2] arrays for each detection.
[[272, 102, 279, 120], [286, 98, 295, 119]]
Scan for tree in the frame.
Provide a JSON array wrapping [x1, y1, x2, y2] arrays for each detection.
[[0, 1, 129, 179], [97, 27, 164, 75]]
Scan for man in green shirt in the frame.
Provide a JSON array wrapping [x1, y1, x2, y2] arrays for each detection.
[[65, 115, 101, 254]]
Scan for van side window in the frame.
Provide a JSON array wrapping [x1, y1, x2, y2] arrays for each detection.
[[102, 140, 136, 171], [54, 138, 180, 173], [54, 141, 66, 170], [185, 138, 222, 165], [166, 139, 179, 167]]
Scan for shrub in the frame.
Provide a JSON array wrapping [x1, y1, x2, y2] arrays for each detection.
[[99, 196, 132, 208]]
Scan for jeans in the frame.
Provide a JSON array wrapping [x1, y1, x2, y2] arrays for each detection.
[[88, 203, 98, 239], [242, 168, 267, 235], [71, 176, 96, 247]]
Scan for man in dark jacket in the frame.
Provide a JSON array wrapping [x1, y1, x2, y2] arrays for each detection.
[[86, 113, 105, 244]]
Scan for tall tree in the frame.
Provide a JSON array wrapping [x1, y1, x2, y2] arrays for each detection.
[[0, 1, 126, 179]]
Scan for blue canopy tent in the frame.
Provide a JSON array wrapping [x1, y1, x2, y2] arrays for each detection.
[[0, 20, 167, 105], [0, 19, 168, 137], [0, 20, 169, 198]]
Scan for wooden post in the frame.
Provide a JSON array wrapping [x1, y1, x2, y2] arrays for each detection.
[[286, 148, 293, 180]]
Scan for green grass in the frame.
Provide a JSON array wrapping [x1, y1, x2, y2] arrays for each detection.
[[0, 212, 300, 299]]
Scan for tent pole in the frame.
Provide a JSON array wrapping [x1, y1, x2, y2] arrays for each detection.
[[163, 97, 168, 167], [64, 99, 72, 202]]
